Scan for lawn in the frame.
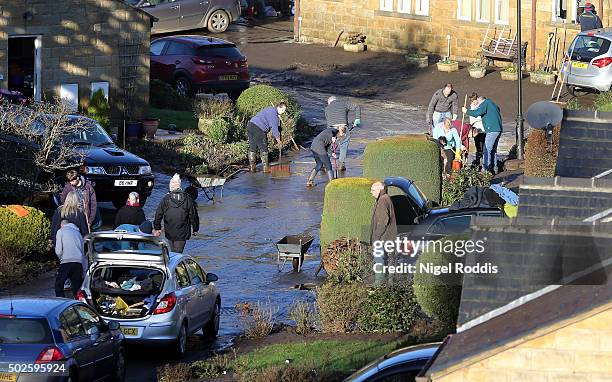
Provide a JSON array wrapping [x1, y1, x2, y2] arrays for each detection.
[[147, 107, 197, 132]]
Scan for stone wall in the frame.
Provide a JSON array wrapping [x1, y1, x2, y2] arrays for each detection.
[[0, 0, 152, 127], [299, 0, 611, 68]]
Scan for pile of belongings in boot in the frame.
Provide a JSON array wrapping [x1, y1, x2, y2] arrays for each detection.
[[449, 184, 519, 217], [92, 276, 160, 318]]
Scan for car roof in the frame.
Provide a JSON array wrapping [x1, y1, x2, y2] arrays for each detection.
[[377, 343, 441, 369], [0, 296, 75, 317], [153, 35, 234, 47], [578, 27, 612, 39]]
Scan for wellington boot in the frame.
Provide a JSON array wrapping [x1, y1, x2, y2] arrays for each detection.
[[306, 169, 317, 187], [248, 151, 257, 172], [261, 151, 270, 173]]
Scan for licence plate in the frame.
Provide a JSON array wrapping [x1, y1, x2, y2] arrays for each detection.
[[572, 62, 588, 69], [114, 179, 137, 187], [121, 327, 139, 336], [219, 75, 238, 81], [0, 373, 16, 382]]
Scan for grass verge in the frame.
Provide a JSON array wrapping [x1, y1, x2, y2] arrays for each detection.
[[148, 107, 197, 132]]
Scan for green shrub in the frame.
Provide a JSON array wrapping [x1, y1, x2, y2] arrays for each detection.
[[316, 282, 368, 333], [194, 97, 234, 120], [357, 283, 419, 333], [320, 178, 378, 251], [442, 167, 492, 206], [326, 246, 372, 285], [204, 118, 231, 144], [149, 79, 193, 111], [524, 125, 561, 177], [86, 89, 111, 132], [289, 300, 318, 334], [413, 237, 465, 328], [566, 98, 582, 110], [235, 85, 302, 148], [156, 363, 192, 382], [594, 90, 612, 112], [0, 206, 50, 255], [363, 135, 442, 203]]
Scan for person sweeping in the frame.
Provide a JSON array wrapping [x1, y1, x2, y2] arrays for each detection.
[[306, 125, 347, 187]]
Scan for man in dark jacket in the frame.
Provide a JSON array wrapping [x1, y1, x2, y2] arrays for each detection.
[[60, 169, 98, 230], [369, 182, 397, 244], [114, 192, 146, 228], [325, 96, 361, 171], [426, 84, 459, 132], [153, 174, 199, 253], [247, 102, 287, 173], [306, 125, 346, 187], [463, 96, 503, 175], [579, 3, 603, 31]]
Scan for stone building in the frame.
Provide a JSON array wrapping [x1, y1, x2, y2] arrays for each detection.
[[297, 0, 610, 68], [0, 0, 154, 126]]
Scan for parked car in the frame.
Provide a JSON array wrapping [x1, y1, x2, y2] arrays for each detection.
[[150, 35, 249, 98], [344, 342, 441, 382], [128, 0, 241, 34], [0, 296, 125, 382], [565, 28, 612, 93], [0, 112, 155, 209], [77, 231, 221, 358]]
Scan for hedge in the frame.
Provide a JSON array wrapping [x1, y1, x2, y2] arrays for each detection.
[[441, 167, 492, 206], [357, 283, 419, 333], [363, 135, 442, 203], [320, 178, 378, 252], [0, 206, 50, 255], [524, 125, 560, 178]]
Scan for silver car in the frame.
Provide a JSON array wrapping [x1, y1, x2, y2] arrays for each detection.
[[77, 231, 221, 358], [128, 0, 242, 34], [565, 28, 612, 92]]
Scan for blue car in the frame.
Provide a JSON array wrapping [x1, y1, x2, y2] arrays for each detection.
[[0, 297, 125, 382]]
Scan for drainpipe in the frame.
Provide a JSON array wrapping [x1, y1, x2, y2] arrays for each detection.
[[293, 0, 300, 42], [531, 0, 536, 71]]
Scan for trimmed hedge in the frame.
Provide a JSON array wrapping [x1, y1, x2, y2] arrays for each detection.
[[357, 283, 419, 333], [0, 206, 50, 255], [413, 236, 465, 328], [320, 178, 378, 252], [524, 125, 560, 177], [316, 282, 368, 333], [363, 135, 442, 203]]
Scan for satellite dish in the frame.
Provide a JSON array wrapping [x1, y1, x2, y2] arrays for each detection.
[[526, 101, 563, 130]]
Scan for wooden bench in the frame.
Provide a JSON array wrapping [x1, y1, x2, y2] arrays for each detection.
[[482, 40, 528, 69]]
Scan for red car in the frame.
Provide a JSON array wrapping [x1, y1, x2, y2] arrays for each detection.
[[150, 35, 249, 99]]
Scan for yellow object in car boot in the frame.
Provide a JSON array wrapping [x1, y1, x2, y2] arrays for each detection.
[[504, 204, 518, 218], [114, 296, 129, 314]]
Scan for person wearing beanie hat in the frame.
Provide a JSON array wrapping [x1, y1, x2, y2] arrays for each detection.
[[153, 174, 199, 253], [114, 192, 146, 229], [579, 3, 603, 32]]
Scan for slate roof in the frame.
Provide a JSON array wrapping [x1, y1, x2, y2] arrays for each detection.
[[555, 109, 612, 178]]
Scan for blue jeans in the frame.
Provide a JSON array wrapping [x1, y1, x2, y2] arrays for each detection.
[[484, 131, 501, 173], [432, 111, 452, 127]]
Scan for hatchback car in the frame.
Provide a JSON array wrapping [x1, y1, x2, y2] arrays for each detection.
[[344, 342, 441, 382], [130, 0, 241, 34], [77, 231, 221, 358], [150, 35, 249, 98], [564, 28, 612, 92], [0, 296, 125, 382]]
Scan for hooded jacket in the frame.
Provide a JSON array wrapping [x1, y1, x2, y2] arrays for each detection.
[[60, 176, 97, 225], [154, 190, 199, 241], [370, 188, 398, 244], [55, 223, 85, 264], [114, 205, 146, 228]]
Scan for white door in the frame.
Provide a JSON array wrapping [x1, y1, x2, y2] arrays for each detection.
[[34, 36, 42, 102]]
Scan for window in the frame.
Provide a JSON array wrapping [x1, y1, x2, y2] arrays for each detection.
[[150, 41, 166, 56], [429, 215, 472, 235], [175, 262, 191, 288], [380, 0, 393, 11], [198, 44, 242, 59], [165, 42, 193, 56], [414, 0, 429, 15], [398, 0, 410, 13], [570, 36, 612, 63], [477, 0, 491, 22], [457, 0, 471, 20], [495, 0, 509, 24], [0, 318, 53, 344], [186, 259, 205, 285], [75, 305, 101, 335], [60, 307, 85, 341]]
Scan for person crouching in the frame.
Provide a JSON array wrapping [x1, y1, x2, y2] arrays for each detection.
[[306, 126, 347, 187]]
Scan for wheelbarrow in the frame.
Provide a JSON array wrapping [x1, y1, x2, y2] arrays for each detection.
[[182, 167, 245, 202], [272, 235, 314, 272]]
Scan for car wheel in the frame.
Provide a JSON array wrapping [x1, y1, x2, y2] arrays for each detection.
[[207, 10, 230, 33], [175, 76, 192, 97], [109, 348, 126, 382], [173, 322, 188, 358], [202, 301, 220, 339]]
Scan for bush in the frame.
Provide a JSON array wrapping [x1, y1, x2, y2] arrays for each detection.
[[363, 135, 442, 203], [324, 239, 372, 285], [194, 97, 234, 120], [204, 118, 231, 144], [236, 299, 278, 338], [0, 206, 50, 255], [442, 167, 492, 206], [289, 300, 318, 334], [149, 79, 193, 111], [413, 237, 465, 328], [86, 89, 111, 132], [316, 282, 368, 333], [524, 125, 561, 177], [357, 283, 419, 333], [180, 133, 248, 173], [235, 85, 302, 148], [320, 178, 378, 251], [156, 363, 192, 382], [594, 90, 612, 112]]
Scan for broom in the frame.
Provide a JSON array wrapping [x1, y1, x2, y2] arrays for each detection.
[[451, 95, 468, 172]]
